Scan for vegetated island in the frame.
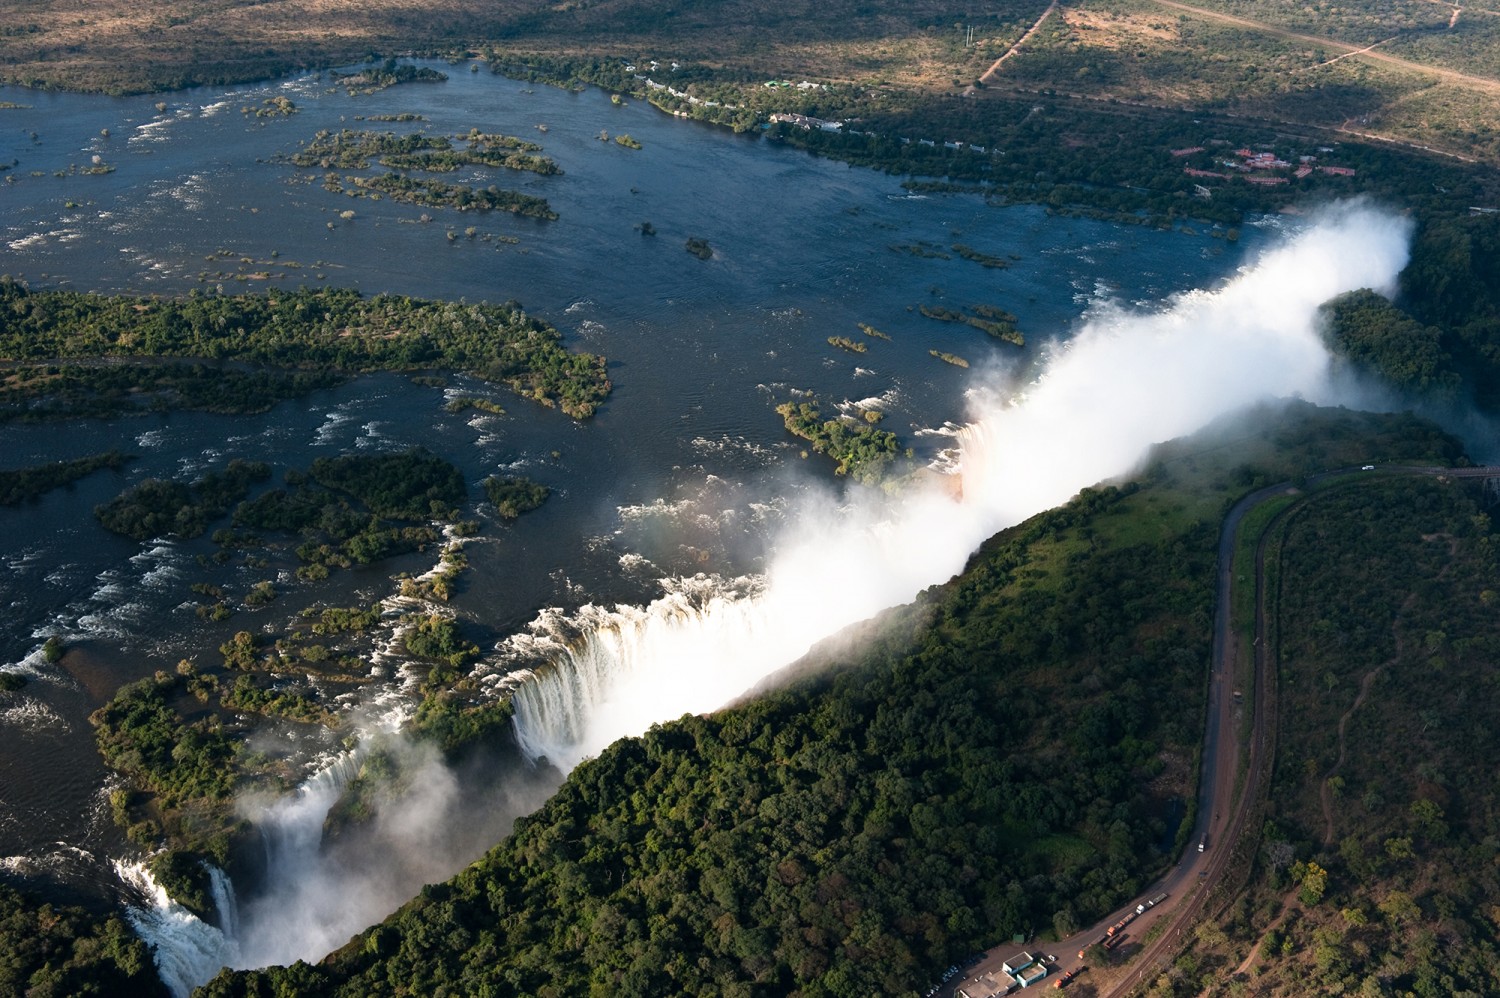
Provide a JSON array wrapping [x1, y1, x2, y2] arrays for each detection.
[[324, 172, 558, 218], [482, 475, 550, 519], [919, 303, 1024, 347], [930, 349, 969, 367], [827, 336, 866, 354], [95, 458, 271, 541], [91, 448, 515, 908], [288, 128, 560, 175], [685, 237, 713, 260], [0, 450, 133, 505], [0, 280, 610, 419], [776, 399, 903, 484], [330, 59, 447, 95], [858, 323, 892, 341]]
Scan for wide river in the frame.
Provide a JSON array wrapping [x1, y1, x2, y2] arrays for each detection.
[[0, 62, 1257, 916]]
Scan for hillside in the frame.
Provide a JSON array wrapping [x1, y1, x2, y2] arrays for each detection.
[[1134, 470, 1500, 997], [197, 404, 1464, 997]]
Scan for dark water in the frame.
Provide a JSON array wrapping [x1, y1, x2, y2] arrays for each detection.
[[0, 62, 1258, 899]]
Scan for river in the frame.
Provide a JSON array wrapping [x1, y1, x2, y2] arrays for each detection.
[[0, 57, 1263, 981]]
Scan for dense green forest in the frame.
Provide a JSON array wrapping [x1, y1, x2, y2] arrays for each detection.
[[0, 281, 610, 418], [0, 883, 164, 997], [200, 405, 1464, 998], [95, 459, 271, 540], [0, 363, 346, 423], [225, 448, 466, 576], [482, 475, 550, 519], [0, 450, 131, 505], [1158, 475, 1500, 997], [1318, 212, 1500, 413]]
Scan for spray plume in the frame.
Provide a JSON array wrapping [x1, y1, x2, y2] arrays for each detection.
[[126, 202, 1412, 992], [513, 202, 1413, 765]]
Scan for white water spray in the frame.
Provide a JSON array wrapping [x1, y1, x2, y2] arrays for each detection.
[[116, 860, 234, 998], [512, 202, 1412, 769], [124, 202, 1413, 992]]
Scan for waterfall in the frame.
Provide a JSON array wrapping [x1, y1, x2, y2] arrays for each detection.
[[118, 202, 1414, 992], [114, 860, 237, 998], [207, 865, 238, 941], [508, 202, 1414, 776], [117, 746, 369, 993]]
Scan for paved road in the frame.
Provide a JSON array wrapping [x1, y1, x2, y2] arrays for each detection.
[[943, 465, 1500, 996]]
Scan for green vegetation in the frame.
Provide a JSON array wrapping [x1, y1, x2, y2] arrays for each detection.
[[1162, 475, 1500, 996], [309, 449, 464, 519], [0, 363, 345, 423], [0, 882, 163, 997], [289, 127, 559, 175], [207, 404, 1465, 997], [482, 475, 549, 519], [919, 303, 1024, 346], [404, 614, 480, 669], [244, 95, 296, 117], [1323, 290, 1460, 403], [331, 60, 447, 95], [826, 336, 866, 354], [233, 449, 464, 572], [92, 672, 241, 809], [444, 396, 505, 415], [0, 672, 26, 692], [930, 349, 970, 367], [685, 237, 714, 260], [0, 280, 610, 418], [614, 133, 642, 149], [221, 673, 336, 726], [328, 172, 558, 218], [290, 129, 451, 169], [777, 399, 902, 484], [94, 459, 270, 541], [858, 323, 892, 341], [0, 450, 131, 505]]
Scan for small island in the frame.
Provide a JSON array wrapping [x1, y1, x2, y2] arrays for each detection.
[[685, 237, 713, 260], [776, 399, 902, 484], [929, 350, 970, 367], [482, 475, 550, 519], [918, 303, 1024, 346]]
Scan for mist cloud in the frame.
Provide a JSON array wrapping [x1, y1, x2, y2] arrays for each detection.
[[514, 201, 1414, 765], [130, 201, 1415, 991]]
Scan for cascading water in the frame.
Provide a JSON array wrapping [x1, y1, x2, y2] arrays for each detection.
[[115, 860, 236, 998], [120, 744, 370, 993], [509, 202, 1415, 775], [123, 202, 1416, 994]]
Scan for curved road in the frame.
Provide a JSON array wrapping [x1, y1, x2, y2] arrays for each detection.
[[945, 464, 1500, 997]]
